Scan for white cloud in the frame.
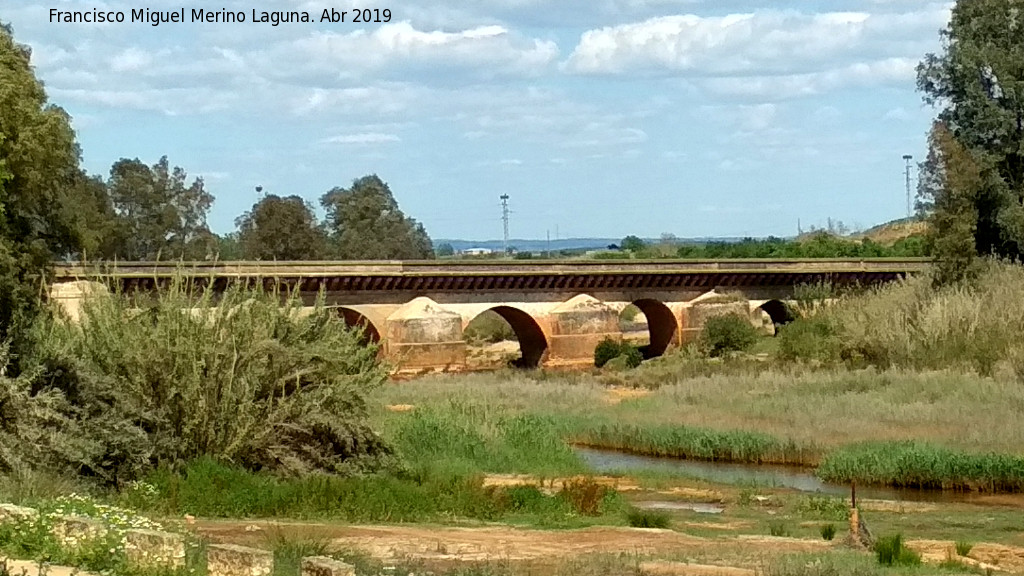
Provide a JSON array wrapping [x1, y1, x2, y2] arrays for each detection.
[[283, 21, 558, 79], [321, 132, 402, 145], [564, 5, 950, 90], [109, 47, 153, 72]]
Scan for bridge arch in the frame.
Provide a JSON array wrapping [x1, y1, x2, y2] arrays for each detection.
[[469, 306, 548, 369], [334, 307, 382, 345], [630, 299, 679, 359], [757, 300, 796, 328]]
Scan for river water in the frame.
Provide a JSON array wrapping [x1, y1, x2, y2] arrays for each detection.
[[575, 447, 985, 504]]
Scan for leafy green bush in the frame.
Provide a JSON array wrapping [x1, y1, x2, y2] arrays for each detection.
[[700, 314, 759, 357], [626, 508, 671, 529], [594, 338, 642, 369], [595, 338, 622, 368], [955, 541, 973, 557], [778, 316, 841, 363], [874, 534, 921, 566], [15, 276, 392, 485]]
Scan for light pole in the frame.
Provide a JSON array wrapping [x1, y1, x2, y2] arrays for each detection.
[[902, 155, 914, 219], [500, 194, 510, 256]]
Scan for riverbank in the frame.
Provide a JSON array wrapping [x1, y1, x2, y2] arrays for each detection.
[[372, 365, 1024, 492]]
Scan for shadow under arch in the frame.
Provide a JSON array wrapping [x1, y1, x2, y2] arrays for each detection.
[[473, 306, 549, 369], [334, 307, 382, 345], [631, 299, 679, 359], [758, 300, 797, 328]]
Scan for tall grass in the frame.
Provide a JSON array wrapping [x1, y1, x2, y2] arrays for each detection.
[[137, 458, 600, 522], [568, 421, 813, 465], [817, 441, 1024, 492], [787, 261, 1024, 374], [387, 402, 585, 477]]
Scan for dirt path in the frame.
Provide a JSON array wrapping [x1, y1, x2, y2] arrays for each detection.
[[196, 520, 830, 564], [908, 540, 1024, 573]]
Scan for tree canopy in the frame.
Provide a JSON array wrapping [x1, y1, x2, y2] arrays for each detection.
[[917, 0, 1024, 280], [107, 156, 215, 260], [320, 175, 434, 260], [236, 194, 328, 260], [0, 22, 86, 359]]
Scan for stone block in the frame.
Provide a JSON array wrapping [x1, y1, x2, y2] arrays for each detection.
[[0, 503, 39, 524], [207, 543, 274, 576], [51, 515, 106, 549], [124, 529, 186, 569], [300, 556, 356, 576]]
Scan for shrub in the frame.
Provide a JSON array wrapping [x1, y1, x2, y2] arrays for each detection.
[[874, 534, 921, 566], [558, 477, 608, 516], [594, 338, 642, 369], [595, 338, 623, 368], [778, 316, 841, 363], [820, 524, 837, 541], [769, 522, 791, 537], [700, 314, 759, 357], [626, 508, 671, 529], [20, 275, 392, 484]]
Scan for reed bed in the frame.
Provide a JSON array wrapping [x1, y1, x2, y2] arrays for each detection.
[[817, 441, 1024, 492], [567, 421, 814, 466]]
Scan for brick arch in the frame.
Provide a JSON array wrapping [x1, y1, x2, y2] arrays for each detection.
[[469, 306, 548, 368], [334, 307, 382, 344], [630, 299, 679, 359]]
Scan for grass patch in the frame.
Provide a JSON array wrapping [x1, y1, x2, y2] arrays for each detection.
[[873, 534, 921, 567], [762, 553, 880, 576], [769, 522, 791, 537], [955, 541, 973, 557], [625, 508, 671, 529], [132, 458, 624, 525]]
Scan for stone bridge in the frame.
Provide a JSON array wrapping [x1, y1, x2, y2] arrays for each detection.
[[51, 259, 928, 372]]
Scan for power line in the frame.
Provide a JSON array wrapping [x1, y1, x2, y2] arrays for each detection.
[[500, 194, 510, 255]]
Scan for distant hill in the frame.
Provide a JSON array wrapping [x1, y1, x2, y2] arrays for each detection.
[[853, 217, 929, 245], [435, 237, 748, 253]]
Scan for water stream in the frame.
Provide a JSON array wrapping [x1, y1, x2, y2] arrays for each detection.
[[576, 447, 987, 504]]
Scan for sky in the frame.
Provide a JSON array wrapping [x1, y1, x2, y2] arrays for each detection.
[[2, 0, 951, 241]]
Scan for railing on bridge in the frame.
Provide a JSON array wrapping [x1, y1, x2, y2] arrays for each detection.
[[54, 258, 932, 281]]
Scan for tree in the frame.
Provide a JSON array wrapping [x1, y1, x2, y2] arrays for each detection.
[[320, 175, 434, 260], [235, 194, 328, 260], [0, 22, 87, 364], [620, 235, 646, 252], [917, 0, 1024, 270], [918, 122, 983, 283], [435, 243, 455, 257], [107, 156, 215, 260]]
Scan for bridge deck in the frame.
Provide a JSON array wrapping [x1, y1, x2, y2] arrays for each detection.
[[55, 259, 930, 278]]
